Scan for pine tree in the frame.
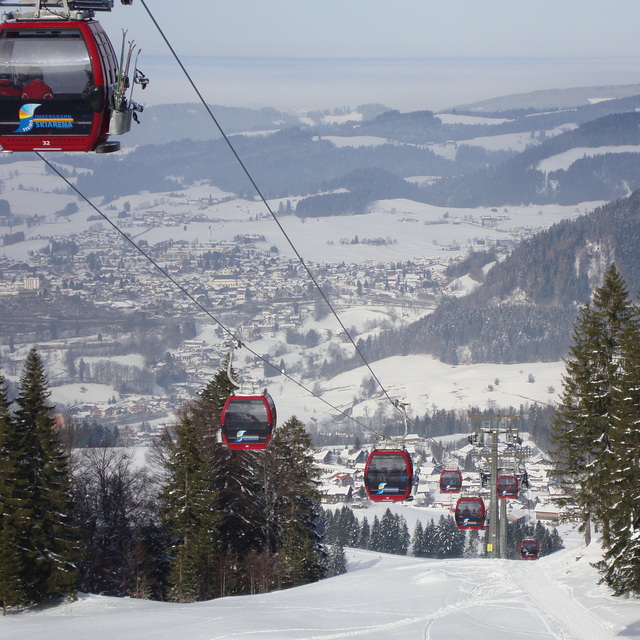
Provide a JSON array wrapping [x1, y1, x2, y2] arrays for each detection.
[[322, 509, 335, 544], [433, 515, 465, 558], [370, 516, 382, 552], [268, 415, 325, 588], [331, 505, 360, 547], [412, 521, 425, 557], [399, 518, 410, 556], [160, 404, 221, 602], [358, 517, 370, 549], [0, 374, 26, 613], [421, 520, 437, 558], [550, 264, 633, 546], [12, 349, 79, 603], [465, 529, 480, 557], [0, 519, 25, 614], [325, 544, 347, 577], [378, 509, 396, 553], [596, 299, 640, 594]]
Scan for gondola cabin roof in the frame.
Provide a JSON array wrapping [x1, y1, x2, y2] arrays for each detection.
[[0, 16, 127, 152], [364, 449, 413, 503], [220, 393, 276, 450]]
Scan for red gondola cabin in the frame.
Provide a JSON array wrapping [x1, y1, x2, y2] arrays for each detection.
[[496, 475, 519, 499], [439, 469, 462, 493], [454, 496, 486, 530], [0, 6, 138, 153], [364, 450, 413, 502], [520, 539, 539, 559], [220, 393, 277, 450]]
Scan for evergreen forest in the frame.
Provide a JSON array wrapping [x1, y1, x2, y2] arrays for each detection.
[[550, 264, 640, 595]]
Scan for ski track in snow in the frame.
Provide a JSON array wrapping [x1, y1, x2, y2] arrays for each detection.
[[4, 545, 639, 640], [511, 555, 618, 640]]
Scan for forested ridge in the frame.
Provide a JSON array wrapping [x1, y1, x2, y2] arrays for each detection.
[[29, 94, 640, 209], [356, 188, 640, 365]]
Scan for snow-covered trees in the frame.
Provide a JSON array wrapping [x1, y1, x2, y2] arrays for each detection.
[[551, 264, 640, 594], [0, 349, 79, 607], [1, 351, 327, 608], [160, 404, 222, 601], [157, 366, 325, 601], [0, 374, 26, 613], [551, 264, 633, 544], [326, 506, 463, 558], [596, 273, 640, 595], [268, 415, 325, 588], [413, 515, 464, 558]]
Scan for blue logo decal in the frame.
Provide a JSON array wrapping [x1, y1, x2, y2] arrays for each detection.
[[14, 103, 74, 133], [376, 482, 400, 495], [234, 430, 260, 443]]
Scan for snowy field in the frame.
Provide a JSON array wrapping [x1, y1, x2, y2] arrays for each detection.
[[261, 354, 562, 427], [0, 156, 602, 265], [4, 533, 640, 640], [537, 145, 640, 173]]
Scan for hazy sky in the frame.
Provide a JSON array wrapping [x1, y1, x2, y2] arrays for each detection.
[[97, 0, 640, 111]]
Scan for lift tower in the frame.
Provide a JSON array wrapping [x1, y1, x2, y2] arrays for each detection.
[[469, 414, 528, 559]]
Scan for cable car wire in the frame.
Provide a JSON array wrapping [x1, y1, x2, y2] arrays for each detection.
[[35, 152, 381, 436], [137, 0, 416, 431]]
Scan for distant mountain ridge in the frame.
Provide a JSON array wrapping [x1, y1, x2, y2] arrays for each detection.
[[48, 88, 640, 212], [454, 83, 640, 112]]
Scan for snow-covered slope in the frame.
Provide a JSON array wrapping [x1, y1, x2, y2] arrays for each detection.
[[4, 533, 638, 640]]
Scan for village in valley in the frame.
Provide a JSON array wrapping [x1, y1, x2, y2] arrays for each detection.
[[0, 180, 547, 431], [314, 431, 562, 527], [1, 178, 566, 533]]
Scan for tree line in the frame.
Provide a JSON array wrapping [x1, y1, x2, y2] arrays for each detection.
[[324, 506, 563, 565], [0, 350, 325, 612]]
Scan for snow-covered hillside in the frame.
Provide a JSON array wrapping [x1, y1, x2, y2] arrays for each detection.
[[4, 532, 638, 640]]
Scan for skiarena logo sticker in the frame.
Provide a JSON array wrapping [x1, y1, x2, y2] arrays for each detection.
[[376, 482, 400, 495], [234, 430, 260, 443], [15, 103, 74, 133]]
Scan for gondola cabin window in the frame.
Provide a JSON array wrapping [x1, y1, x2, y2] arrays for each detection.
[[496, 475, 519, 499], [520, 539, 539, 559], [439, 469, 462, 493], [454, 497, 486, 530]]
